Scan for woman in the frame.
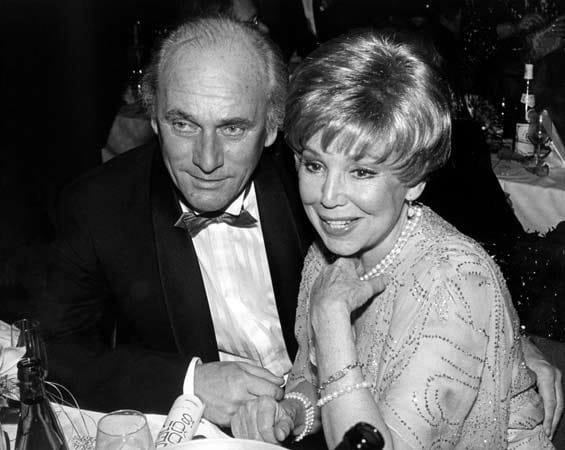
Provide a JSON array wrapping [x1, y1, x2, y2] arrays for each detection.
[[230, 29, 554, 448]]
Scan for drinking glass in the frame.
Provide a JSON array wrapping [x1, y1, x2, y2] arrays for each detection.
[[95, 410, 154, 450], [10, 318, 48, 376], [519, 111, 551, 176]]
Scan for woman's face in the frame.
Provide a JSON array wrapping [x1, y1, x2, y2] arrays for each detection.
[[298, 132, 423, 268]]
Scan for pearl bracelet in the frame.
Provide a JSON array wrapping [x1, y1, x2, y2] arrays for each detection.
[[316, 381, 374, 408], [285, 392, 315, 442]]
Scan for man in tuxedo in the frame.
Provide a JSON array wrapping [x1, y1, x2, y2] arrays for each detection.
[[41, 15, 313, 429]]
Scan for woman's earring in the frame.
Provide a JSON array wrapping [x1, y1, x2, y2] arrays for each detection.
[[407, 200, 416, 219]]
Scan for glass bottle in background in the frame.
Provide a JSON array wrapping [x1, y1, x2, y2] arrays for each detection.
[[513, 63, 537, 156], [335, 422, 385, 450], [15, 358, 68, 450], [125, 20, 146, 105]]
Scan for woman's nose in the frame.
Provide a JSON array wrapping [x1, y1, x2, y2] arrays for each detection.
[[320, 174, 346, 208]]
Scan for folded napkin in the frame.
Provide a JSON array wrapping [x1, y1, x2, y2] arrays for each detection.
[[0, 320, 26, 401], [542, 110, 565, 169]]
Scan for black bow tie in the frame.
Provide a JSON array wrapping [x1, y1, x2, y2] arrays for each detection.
[[174, 209, 257, 237]]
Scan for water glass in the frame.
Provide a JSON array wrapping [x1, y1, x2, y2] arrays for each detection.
[[10, 319, 48, 376], [95, 410, 154, 450]]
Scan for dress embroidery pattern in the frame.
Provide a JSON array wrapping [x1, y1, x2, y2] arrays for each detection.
[[287, 206, 553, 449]]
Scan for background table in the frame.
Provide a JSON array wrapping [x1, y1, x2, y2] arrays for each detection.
[[492, 155, 565, 234]]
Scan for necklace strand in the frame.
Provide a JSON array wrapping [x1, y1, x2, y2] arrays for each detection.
[[359, 206, 422, 281]]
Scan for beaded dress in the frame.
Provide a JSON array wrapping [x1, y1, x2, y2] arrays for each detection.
[[289, 206, 553, 449]]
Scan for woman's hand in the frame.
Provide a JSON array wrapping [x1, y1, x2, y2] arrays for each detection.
[[230, 396, 297, 444], [310, 257, 387, 319]]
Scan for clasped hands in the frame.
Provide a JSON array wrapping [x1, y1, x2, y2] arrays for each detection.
[[192, 360, 301, 443]]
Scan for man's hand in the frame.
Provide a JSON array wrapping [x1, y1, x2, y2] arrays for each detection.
[[522, 337, 564, 438], [194, 361, 284, 427], [231, 396, 297, 443]]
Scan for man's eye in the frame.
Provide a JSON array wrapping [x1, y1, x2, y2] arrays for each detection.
[[172, 120, 197, 133], [352, 168, 377, 178], [221, 125, 245, 137]]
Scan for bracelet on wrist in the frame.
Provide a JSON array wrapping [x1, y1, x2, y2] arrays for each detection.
[[285, 392, 315, 442], [318, 361, 364, 394], [317, 381, 374, 408]]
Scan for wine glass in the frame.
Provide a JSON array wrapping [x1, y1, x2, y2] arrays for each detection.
[[525, 112, 551, 176], [95, 410, 154, 450], [10, 319, 48, 376]]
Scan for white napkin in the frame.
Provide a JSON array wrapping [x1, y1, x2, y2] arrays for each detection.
[[0, 320, 26, 401]]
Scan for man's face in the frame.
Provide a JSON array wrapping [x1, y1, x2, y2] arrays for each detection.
[[152, 41, 276, 213]]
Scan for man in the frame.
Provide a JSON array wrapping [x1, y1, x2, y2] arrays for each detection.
[[42, 15, 312, 428]]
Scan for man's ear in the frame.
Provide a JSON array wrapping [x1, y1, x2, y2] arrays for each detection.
[[264, 127, 278, 148], [406, 181, 426, 202]]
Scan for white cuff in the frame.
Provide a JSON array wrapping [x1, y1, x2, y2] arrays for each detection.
[[183, 357, 202, 396]]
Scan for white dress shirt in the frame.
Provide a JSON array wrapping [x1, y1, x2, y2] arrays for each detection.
[[181, 184, 292, 379]]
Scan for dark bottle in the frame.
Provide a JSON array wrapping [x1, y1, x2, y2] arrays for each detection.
[[15, 358, 68, 450], [335, 422, 385, 450]]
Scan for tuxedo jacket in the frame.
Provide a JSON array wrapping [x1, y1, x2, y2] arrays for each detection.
[[41, 139, 313, 414]]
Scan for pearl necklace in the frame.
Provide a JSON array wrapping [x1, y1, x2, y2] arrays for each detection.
[[359, 206, 422, 281]]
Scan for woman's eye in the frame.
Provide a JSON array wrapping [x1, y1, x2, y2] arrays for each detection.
[[222, 125, 245, 137], [352, 168, 377, 178], [303, 160, 323, 173]]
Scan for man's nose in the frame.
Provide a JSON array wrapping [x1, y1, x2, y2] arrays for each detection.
[[192, 132, 224, 173]]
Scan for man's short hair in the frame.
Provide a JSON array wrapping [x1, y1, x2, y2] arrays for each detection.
[[285, 28, 452, 186], [142, 15, 287, 135]]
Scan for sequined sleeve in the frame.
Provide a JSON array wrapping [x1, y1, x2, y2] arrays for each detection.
[[374, 245, 521, 448], [286, 242, 326, 391]]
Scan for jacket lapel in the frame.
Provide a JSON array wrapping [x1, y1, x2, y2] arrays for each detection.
[[150, 149, 219, 362], [255, 152, 310, 360]]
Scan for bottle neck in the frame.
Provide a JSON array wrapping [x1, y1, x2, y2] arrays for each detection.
[[19, 377, 46, 405], [18, 358, 47, 404]]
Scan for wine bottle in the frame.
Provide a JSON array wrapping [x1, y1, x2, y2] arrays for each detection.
[[335, 422, 385, 450], [15, 358, 68, 450], [513, 63, 536, 156]]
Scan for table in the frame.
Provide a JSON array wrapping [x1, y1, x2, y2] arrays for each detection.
[[2, 402, 228, 449], [491, 154, 565, 234]]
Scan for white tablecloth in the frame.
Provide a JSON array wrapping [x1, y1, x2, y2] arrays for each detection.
[[492, 155, 565, 234], [3, 402, 228, 449]]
